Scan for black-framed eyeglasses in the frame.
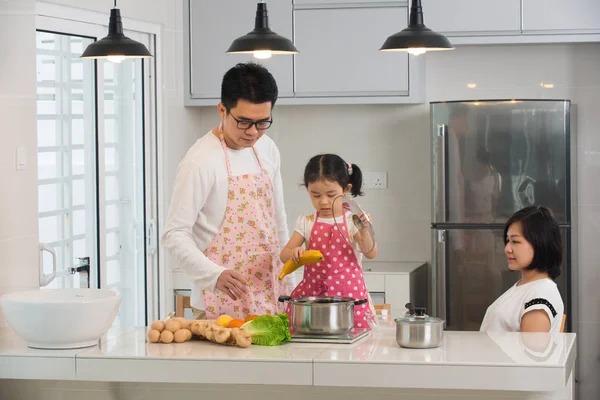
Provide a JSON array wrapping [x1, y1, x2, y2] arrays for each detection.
[[224, 105, 273, 131]]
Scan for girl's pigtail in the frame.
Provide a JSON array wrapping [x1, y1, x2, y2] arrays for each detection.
[[348, 163, 364, 197]]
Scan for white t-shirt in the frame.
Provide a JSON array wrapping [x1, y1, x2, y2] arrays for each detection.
[[294, 212, 363, 265], [480, 278, 564, 333], [161, 131, 293, 309]]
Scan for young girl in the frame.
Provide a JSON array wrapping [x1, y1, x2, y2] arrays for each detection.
[[280, 154, 378, 329], [480, 205, 564, 333]]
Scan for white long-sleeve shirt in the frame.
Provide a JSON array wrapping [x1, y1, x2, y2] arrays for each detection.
[[161, 131, 292, 309]]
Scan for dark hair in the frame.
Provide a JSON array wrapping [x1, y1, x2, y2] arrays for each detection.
[[221, 62, 278, 110], [303, 154, 364, 197], [503, 205, 562, 280]]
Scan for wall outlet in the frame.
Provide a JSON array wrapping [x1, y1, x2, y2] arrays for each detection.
[[363, 172, 387, 189], [372, 172, 387, 189]]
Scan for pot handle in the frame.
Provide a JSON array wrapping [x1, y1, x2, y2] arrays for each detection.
[[278, 295, 291, 303], [354, 298, 368, 306]]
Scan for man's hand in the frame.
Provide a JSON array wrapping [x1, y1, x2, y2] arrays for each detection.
[[216, 270, 250, 301]]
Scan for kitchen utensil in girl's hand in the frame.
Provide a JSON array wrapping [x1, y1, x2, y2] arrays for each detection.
[[332, 195, 376, 255]]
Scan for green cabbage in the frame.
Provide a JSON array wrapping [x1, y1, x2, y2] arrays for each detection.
[[242, 313, 291, 346]]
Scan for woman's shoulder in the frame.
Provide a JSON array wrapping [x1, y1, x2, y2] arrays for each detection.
[[527, 278, 560, 294], [522, 279, 564, 313]]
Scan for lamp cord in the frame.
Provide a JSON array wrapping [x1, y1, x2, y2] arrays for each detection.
[[114, 0, 117, 8]]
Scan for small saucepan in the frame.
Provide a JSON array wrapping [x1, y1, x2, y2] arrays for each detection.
[[278, 295, 368, 335], [394, 303, 445, 349]]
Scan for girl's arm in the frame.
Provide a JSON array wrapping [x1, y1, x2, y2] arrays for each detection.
[[354, 229, 378, 259], [280, 232, 306, 263], [521, 309, 551, 332]]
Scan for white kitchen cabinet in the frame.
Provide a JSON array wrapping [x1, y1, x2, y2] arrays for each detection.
[[184, 0, 294, 104], [293, 5, 417, 100], [424, 0, 521, 36], [294, 0, 394, 5], [522, 0, 600, 33]]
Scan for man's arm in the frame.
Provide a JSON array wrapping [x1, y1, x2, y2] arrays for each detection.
[[161, 160, 226, 291]]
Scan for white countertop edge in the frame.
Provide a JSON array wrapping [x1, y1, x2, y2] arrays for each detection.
[[0, 355, 76, 380], [313, 363, 567, 392], [312, 358, 568, 368], [75, 357, 314, 385]]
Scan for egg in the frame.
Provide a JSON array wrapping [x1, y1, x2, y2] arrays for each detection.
[[147, 329, 160, 343], [160, 330, 174, 344], [175, 317, 190, 330], [150, 320, 165, 332], [164, 320, 181, 333], [173, 329, 189, 343]]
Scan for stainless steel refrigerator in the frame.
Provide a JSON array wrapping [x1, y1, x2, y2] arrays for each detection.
[[431, 100, 573, 331]]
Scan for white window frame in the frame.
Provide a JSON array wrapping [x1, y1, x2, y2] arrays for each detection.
[[35, 2, 164, 323]]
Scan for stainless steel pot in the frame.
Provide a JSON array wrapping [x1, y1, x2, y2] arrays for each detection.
[[394, 304, 444, 348], [278, 295, 368, 335]]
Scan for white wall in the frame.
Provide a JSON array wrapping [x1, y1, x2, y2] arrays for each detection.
[[0, 0, 41, 327]]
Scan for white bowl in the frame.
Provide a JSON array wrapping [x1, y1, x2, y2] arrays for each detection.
[[0, 288, 121, 349]]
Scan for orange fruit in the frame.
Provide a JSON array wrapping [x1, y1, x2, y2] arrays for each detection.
[[215, 314, 234, 327], [244, 314, 259, 322], [226, 319, 245, 328]]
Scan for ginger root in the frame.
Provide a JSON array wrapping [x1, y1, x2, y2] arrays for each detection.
[[189, 320, 252, 348]]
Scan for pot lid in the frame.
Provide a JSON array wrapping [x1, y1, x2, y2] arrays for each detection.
[[290, 296, 357, 304], [395, 315, 445, 324]]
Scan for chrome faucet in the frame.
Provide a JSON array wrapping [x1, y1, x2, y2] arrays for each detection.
[[69, 257, 90, 288]]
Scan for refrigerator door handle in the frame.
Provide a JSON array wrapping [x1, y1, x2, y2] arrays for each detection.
[[436, 229, 447, 322], [436, 124, 448, 223]]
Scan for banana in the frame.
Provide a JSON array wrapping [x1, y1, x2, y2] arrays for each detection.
[[278, 250, 324, 280]]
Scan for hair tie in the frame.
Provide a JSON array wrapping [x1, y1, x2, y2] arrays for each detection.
[[347, 163, 353, 175]]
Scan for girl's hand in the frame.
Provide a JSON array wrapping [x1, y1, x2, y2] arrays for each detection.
[[358, 212, 373, 231], [292, 247, 304, 263]]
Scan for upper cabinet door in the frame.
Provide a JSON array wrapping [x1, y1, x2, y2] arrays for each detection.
[[522, 0, 600, 32], [293, 6, 409, 96], [187, 0, 294, 100], [424, 0, 521, 35], [294, 0, 389, 4]]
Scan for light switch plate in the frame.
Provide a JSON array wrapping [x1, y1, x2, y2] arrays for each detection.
[[16, 147, 27, 170]]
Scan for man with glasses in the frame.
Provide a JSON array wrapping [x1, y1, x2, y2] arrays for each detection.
[[162, 62, 294, 320]]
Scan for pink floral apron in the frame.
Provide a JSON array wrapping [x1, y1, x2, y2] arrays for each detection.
[[203, 136, 286, 320], [289, 211, 370, 329]]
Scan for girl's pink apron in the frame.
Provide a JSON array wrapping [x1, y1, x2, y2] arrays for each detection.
[[289, 211, 370, 329], [202, 136, 286, 319]]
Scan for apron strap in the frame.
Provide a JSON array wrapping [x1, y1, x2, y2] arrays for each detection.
[[219, 132, 267, 176]]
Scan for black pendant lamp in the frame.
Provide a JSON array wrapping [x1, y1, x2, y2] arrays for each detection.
[[380, 0, 453, 55], [227, 1, 299, 59], [81, 0, 153, 63]]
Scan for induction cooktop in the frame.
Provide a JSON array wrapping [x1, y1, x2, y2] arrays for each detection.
[[289, 328, 371, 344]]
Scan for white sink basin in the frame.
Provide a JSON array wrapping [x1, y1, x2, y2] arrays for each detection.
[[0, 288, 121, 349]]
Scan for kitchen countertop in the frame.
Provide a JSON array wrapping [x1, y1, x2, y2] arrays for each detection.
[[361, 261, 426, 274], [0, 324, 576, 393]]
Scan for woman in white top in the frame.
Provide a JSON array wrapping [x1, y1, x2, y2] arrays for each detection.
[[480, 205, 564, 333]]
